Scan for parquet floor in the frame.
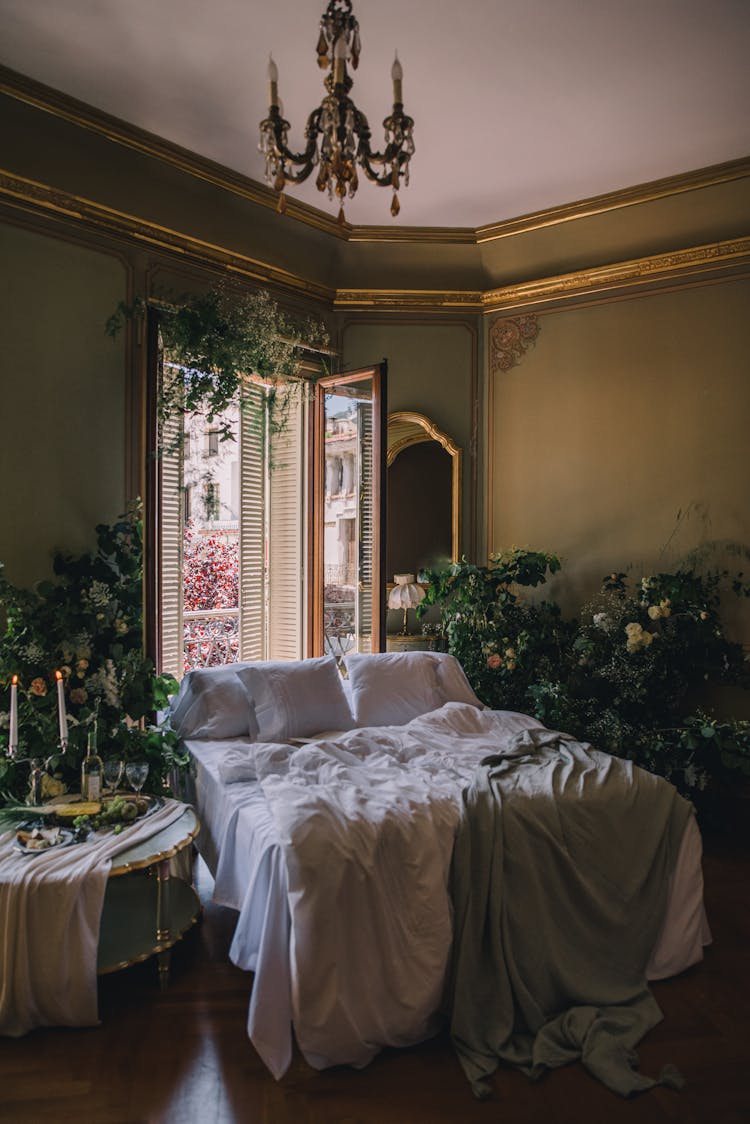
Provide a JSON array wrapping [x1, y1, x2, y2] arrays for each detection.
[[1, 830, 748, 1124]]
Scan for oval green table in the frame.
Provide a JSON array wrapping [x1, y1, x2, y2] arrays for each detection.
[[96, 803, 200, 988]]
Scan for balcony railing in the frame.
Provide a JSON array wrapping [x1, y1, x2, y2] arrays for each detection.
[[324, 563, 356, 588], [184, 608, 240, 669]]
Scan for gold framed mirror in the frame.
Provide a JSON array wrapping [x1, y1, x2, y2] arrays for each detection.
[[386, 411, 461, 577]]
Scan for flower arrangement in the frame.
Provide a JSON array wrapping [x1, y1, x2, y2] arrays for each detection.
[[0, 505, 185, 804], [420, 549, 750, 798]]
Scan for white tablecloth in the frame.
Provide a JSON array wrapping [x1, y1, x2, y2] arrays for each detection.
[[0, 798, 187, 1036]]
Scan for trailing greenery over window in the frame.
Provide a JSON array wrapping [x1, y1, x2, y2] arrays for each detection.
[[107, 283, 330, 441], [420, 548, 750, 797]]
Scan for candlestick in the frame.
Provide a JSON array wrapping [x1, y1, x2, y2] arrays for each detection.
[[55, 670, 68, 747], [391, 52, 403, 104], [9, 674, 18, 758], [268, 54, 279, 108]]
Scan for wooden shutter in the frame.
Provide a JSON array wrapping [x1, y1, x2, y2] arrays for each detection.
[[158, 360, 184, 678], [268, 384, 306, 660], [356, 401, 374, 648], [239, 383, 267, 660]]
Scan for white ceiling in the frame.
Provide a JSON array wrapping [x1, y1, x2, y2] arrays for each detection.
[[1, 0, 749, 228]]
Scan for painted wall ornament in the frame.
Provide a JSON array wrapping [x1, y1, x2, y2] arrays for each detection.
[[489, 314, 540, 375]]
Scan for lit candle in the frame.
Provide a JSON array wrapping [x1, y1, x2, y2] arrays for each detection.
[[268, 54, 279, 108], [55, 670, 68, 745], [392, 52, 403, 104], [8, 675, 18, 758], [333, 36, 347, 85]]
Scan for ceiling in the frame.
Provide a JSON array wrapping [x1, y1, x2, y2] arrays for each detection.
[[1, 0, 749, 229]]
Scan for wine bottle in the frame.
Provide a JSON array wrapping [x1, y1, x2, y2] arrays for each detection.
[[81, 725, 103, 802]]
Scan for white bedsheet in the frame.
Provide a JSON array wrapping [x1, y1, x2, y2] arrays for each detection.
[[187, 703, 710, 1079]]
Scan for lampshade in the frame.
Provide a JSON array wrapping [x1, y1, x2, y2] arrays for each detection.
[[388, 574, 425, 611]]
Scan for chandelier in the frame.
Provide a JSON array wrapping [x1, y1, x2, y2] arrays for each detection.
[[258, 0, 415, 224]]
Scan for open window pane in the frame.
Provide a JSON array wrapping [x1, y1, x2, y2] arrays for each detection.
[[313, 364, 386, 661]]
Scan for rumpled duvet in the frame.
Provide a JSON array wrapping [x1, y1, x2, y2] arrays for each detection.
[[448, 727, 693, 1098], [247, 703, 542, 1069], [241, 703, 693, 1087]]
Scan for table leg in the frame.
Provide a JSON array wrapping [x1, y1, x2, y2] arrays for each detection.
[[156, 858, 171, 990]]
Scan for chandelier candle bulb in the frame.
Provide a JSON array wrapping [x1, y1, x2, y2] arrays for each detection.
[[9, 675, 18, 758], [268, 55, 279, 108], [392, 53, 403, 104], [54, 670, 68, 745]]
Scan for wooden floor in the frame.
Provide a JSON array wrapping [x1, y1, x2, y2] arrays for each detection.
[[1, 831, 748, 1124]]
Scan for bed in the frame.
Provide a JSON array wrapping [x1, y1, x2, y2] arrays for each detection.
[[169, 651, 710, 1090]]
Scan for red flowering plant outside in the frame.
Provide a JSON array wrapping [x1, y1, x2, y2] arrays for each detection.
[[182, 521, 240, 669]]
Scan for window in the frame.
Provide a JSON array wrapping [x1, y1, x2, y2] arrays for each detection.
[[202, 480, 220, 521], [149, 319, 386, 677], [156, 364, 308, 675]]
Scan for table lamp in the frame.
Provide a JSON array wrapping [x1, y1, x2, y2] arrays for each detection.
[[388, 573, 426, 635]]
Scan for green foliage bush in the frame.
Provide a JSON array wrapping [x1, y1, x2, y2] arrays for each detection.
[[0, 506, 185, 802], [420, 549, 750, 796]]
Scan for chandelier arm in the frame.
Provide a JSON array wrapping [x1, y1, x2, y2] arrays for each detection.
[[261, 108, 324, 185]]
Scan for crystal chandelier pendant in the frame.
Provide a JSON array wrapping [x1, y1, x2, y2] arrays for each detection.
[[259, 0, 414, 221]]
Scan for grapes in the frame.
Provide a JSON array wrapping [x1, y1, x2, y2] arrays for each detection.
[[68, 796, 145, 836]]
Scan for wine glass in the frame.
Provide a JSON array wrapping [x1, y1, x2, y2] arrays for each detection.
[[125, 761, 149, 805], [104, 758, 124, 795]]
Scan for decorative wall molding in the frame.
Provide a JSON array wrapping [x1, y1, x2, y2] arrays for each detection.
[[474, 158, 750, 244], [333, 288, 483, 311], [481, 236, 750, 313], [1, 168, 748, 320], [0, 169, 333, 305], [489, 315, 541, 376]]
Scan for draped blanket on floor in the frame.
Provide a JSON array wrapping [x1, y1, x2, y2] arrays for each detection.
[[448, 727, 692, 1098]]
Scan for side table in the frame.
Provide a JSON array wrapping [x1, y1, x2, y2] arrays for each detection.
[[97, 803, 200, 988], [386, 634, 437, 653]]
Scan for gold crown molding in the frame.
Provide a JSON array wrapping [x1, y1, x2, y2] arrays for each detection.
[[489, 315, 540, 376], [347, 226, 477, 244], [475, 158, 750, 244], [333, 289, 483, 311], [2, 166, 747, 317], [0, 168, 334, 304], [3, 65, 747, 250], [481, 237, 750, 313], [0, 64, 349, 241], [332, 237, 750, 312]]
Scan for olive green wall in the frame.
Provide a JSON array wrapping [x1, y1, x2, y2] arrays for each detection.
[[488, 278, 750, 642], [340, 319, 478, 560], [0, 222, 128, 586]]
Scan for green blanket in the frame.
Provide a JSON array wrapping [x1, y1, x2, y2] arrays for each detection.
[[448, 728, 693, 1099]]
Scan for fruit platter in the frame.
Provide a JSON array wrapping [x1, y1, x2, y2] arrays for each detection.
[[7, 793, 162, 852]]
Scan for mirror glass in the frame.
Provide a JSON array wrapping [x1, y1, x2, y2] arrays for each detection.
[[386, 411, 461, 578]]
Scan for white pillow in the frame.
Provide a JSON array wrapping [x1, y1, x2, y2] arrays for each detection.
[[169, 664, 259, 740], [236, 656, 353, 742], [344, 651, 444, 727], [432, 652, 485, 709]]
